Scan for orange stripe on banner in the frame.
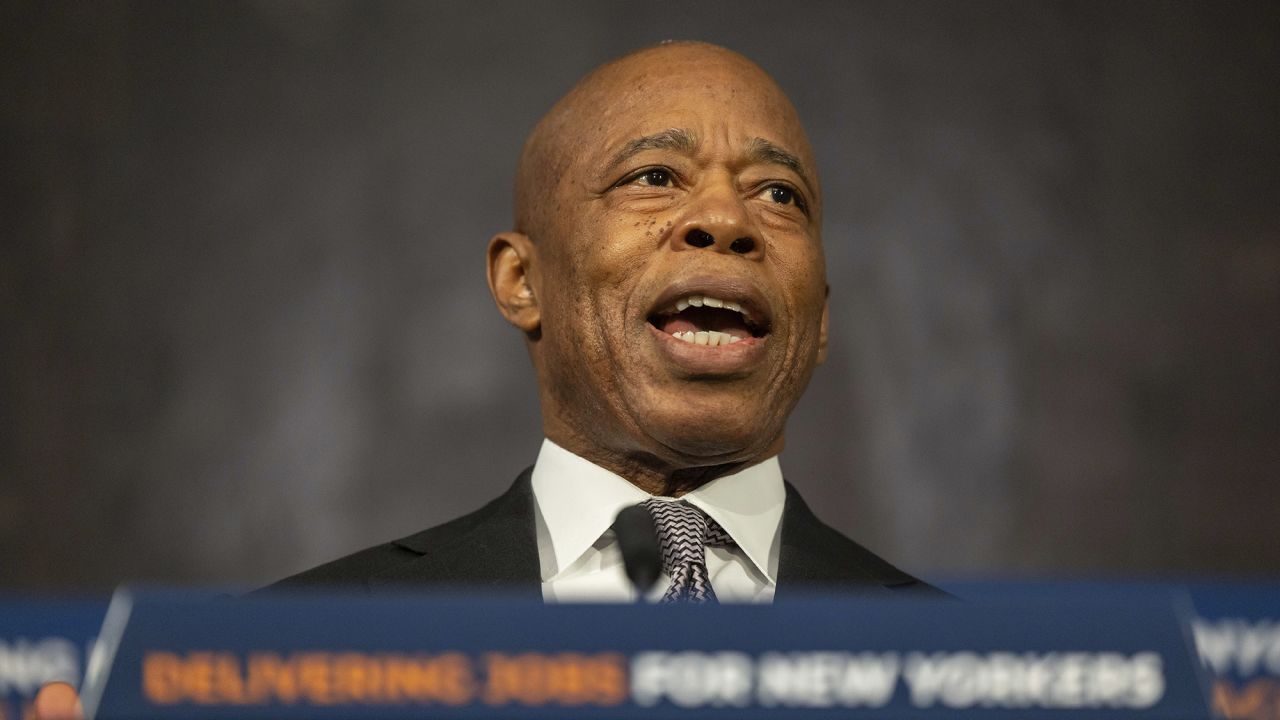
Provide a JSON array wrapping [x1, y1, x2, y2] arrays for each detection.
[[1214, 678, 1280, 720], [482, 652, 627, 706], [141, 650, 476, 706]]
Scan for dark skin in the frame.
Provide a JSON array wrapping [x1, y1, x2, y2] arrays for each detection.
[[489, 42, 828, 496], [33, 43, 830, 718]]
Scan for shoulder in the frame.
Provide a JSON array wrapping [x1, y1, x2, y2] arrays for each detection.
[[265, 541, 419, 592], [779, 481, 947, 598], [262, 468, 538, 593]]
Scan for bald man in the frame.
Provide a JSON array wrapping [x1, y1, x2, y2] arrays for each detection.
[[34, 40, 935, 720], [264, 41, 933, 602]]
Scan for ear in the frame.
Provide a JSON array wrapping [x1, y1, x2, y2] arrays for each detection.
[[816, 285, 830, 365], [486, 231, 541, 334]]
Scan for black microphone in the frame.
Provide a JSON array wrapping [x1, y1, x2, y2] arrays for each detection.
[[612, 505, 662, 600]]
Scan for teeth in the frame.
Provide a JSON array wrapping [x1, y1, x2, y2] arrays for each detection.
[[669, 329, 743, 346], [660, 294, 758, 346], [665, 294, 749, 320]]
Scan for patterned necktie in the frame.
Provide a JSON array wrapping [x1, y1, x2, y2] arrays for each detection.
[[641, 499, 735, 604]]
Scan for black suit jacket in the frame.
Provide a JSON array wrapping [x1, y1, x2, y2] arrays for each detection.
[[272, 468, 939, 598]]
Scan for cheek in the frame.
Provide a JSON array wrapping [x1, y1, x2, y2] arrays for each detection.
[[544, 220, 653, 342], [568, 213, 661, 299], [771, 243, 827, 308], [769, 257, 827, 362]]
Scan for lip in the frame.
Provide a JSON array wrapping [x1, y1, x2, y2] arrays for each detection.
[[645, 275, 774, 333], [644, 274, 774, 375], [646, 322, 769, 376]]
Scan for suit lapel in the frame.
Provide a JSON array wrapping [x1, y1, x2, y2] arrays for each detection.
[[776, 481, 928, 598], [363, 471, 931, 601], [368, 468, 542, 598]]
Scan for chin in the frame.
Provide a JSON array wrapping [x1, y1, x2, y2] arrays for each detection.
[[639, 403, 781, 465]]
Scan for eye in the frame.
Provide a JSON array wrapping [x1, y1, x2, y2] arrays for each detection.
[[756, 183, 809, 215], [619, 167, 675, 188], [763, 184, 799, 206]]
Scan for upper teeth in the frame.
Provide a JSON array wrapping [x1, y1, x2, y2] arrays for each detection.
[[672, 330, 741, 346], [674, 295, 745, 315], [664, 294, 752, 347]]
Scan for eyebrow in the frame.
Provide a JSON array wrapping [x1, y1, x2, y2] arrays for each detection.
[[606, 128, 698, 172], [743, 137, 810, 188], [604, 128, 814, 193]]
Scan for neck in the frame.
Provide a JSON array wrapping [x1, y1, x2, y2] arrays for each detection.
[[612, 457, 755, 497], [545, 427, 781, 497]]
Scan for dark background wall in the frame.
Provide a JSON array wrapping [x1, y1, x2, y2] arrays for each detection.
[[3, 0, 1277, 591]]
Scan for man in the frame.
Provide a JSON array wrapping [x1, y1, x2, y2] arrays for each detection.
[[269, 41, 932, 602], [34, 40, 931, 719]]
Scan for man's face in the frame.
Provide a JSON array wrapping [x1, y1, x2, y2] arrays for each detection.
[[519, 47, 828, 471]]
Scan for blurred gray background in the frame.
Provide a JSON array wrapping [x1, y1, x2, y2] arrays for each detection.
[[2, 1, 1278, 591]]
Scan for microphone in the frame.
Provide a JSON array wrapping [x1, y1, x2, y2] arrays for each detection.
[[612, 505, 662, 600]]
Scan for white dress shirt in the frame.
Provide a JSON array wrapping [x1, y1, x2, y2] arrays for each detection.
[[530, 439, 785, 603]]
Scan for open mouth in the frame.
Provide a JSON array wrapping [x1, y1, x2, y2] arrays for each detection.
[[647, 293, 770, 347]]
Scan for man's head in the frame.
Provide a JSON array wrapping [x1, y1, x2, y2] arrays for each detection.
[[487, 42, 828, 493]]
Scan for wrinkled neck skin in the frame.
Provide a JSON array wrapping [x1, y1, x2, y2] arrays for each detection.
[[541, 407, 785, 498]]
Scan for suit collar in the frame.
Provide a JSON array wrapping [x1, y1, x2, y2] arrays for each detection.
[[363, 470, 925, 600], [776, 481, 923, 597], [530, 440, 650, 581], [530, 439, 784, 585], [368, 468, 542, 598]]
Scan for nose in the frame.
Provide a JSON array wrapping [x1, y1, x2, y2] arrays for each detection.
[[685, 229, 756, 255], [672, 181, 764, 260]]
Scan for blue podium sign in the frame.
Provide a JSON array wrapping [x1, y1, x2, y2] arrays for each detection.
[[0, 599, 106, 720], [941, 580, 1280, 719], [80, 589, 1212, 719], [1188, 583, 1280, 719]]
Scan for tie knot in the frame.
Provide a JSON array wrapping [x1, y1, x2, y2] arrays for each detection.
[[640, 499, 733, 574]]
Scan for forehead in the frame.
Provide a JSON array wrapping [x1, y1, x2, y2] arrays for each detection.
[[568, 49, 814, 167]]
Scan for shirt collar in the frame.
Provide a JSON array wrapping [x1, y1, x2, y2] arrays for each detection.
[[530, 438, 785, 584]]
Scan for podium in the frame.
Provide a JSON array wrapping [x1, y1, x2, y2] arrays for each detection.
[[8, 582, 1278, 718], [80, 588, 1220, 718]]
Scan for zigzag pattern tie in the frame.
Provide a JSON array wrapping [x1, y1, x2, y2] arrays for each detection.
[[641, 499, 735, 604]]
